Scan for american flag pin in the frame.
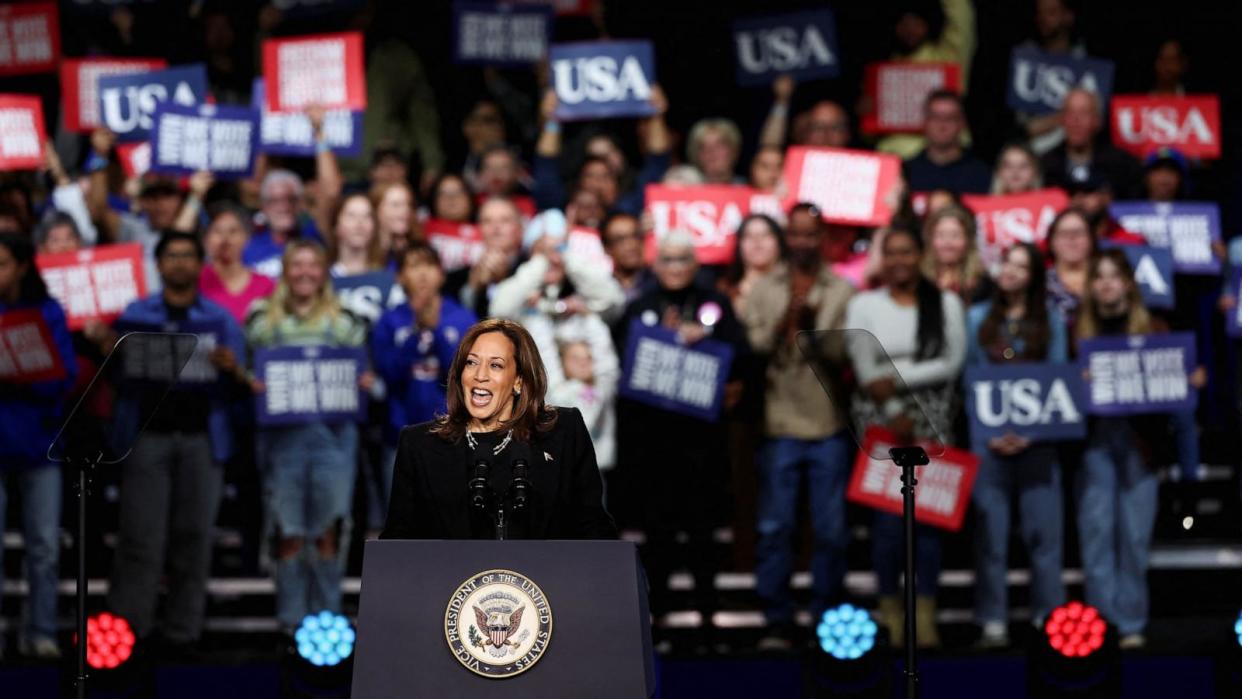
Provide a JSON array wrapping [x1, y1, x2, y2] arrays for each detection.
[[543, 451, 553, 462]]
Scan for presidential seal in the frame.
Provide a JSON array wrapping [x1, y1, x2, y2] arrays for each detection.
[[444, 569, 553, 679]]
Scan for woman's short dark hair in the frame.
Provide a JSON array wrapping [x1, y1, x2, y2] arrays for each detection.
[[428, 172, 477, 222], [34, 212, 82, 248], [431, 319, 557, 443], [725, 214, 788, 285]]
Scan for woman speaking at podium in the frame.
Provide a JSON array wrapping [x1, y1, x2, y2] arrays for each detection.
[[381, 318, 616, 540]]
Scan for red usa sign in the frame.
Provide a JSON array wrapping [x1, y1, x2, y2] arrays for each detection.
[[861, 61, 961, 135], [262, 32, 366, 112], [0, 308, 66, 383], [782, 147, 901, 227], [0, 2, 59, 76], [60, 57, 167, 133], [36, 243, 147, 330], [0, 94, 46, 171], [846, 425, 980, 531], [423, 218, 484, 273], [961, 188, 1069, 270], [1110, 94, 1220, 160], [115, 141, 151, 179], [644, 184, 769, 265]]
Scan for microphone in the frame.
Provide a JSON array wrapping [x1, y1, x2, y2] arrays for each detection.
[[509, 458, 531, 511], [469, 460, 491, 511]]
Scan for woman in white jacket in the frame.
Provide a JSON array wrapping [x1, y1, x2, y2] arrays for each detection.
[[489, 232, 623, 471]]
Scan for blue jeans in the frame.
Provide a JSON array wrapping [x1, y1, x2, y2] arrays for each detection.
[[1169, 409, 1200, 480], [264, 422, 358, 631], [0, 465, 61, 643], [1076, 419, 1158, 635], [971, 444, 1065, 625], [755, 433, 852, 625]]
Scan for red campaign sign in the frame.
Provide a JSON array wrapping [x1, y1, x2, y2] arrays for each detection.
[[961, 188, 1070, 269], [1110, 94, 1221, 160], [262, 32, 366, 113], [424, 218, 485, 273], [782, 146, 901, 227], [0, 94, 46, 171], [565, 225, 613, 274], [644, 184, 768, 265], [0, 308, 66, 383], [846, 425, 980, 532], [0, 2, 60, 76], [36, 243, 147, 330], [861, 61, 961, 135], [115, 141, 151, 178], [60, 57, 167, 133]]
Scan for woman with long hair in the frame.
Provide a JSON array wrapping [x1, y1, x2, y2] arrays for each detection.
[[371, 181, 419, 268], [966, 243, 1068, 647], [1044, 207, 1096, 341], [921, 204, 992, 303], [718, 214, 788, 317], [845, 224, 967, 648], [245, 240, 373, 635], [201, 203, 276, 325], [381, 318, 615, 540], [327, 193, 385, 277], [0, 234, 77, 658], [1074, 249, 1204, 648]]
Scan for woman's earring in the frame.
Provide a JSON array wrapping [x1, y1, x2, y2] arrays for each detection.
[[514, 388, 522, 396]]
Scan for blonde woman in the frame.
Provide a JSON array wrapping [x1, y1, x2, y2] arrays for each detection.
[[921, 204, 992, 303], [245, 240, 373, 635], [371, 181, 419, 268]]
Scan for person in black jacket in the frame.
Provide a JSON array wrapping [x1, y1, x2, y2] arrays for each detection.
[[382, 318, 615, 540], [615, 230, 750, 652]]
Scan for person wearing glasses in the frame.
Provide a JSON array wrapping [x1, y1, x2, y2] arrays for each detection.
[[615, 230, 750, 653]]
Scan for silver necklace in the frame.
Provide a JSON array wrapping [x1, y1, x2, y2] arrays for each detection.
[[466, 429, 513, 456]]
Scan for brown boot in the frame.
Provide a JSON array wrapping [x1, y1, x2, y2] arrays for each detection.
[[877, 595, 903, 647], [916, 595, 940, 649]]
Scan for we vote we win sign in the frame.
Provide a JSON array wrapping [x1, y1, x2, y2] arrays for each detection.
[[550, 41, 656, 121]]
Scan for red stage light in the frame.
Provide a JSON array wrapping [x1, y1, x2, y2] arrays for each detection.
[[84, 612, 136, 670], [1044, 602, 1107, 658]]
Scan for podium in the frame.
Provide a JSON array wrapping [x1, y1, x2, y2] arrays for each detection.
[[351, 540, 655, 698]]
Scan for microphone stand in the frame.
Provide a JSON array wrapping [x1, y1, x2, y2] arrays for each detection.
[[889, 445, 929, 699], [470, 459, 533, 541]]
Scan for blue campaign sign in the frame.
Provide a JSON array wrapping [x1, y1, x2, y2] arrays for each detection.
[[151, 103, 260, 179], [732, 10, 840, 87], [1079, 332, 1197, 416], [1229, 269, 1242, 338], [254, 345, 367, 426], [550, 40, 657, 121], [252, 78, 363, 157], [333, 270, 404, 324], [618, 319, 734, 421], [453, 1, 552, 67], [964, 363, 1086, 443], [1102, 243, 1176, 309], [98, 64, 209, 142], [1110, 201, 1222, 274], [1006, 47, 1114, 116]]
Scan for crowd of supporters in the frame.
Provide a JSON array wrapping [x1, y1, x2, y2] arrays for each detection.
[[0, 0, 1234, 660]]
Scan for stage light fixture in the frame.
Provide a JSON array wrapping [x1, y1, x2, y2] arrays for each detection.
[[295, 611, 356, 668], [816, 603, 878, 661], [85, 612, 136, 670], [1234, 610, 1242, 649], [1044, 601, 1107, 658]]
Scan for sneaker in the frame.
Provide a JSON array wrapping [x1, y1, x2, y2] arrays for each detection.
[[976, 621, 1009, 649], [1119, 633, 1146, 650], [19, 636, 62, 660]]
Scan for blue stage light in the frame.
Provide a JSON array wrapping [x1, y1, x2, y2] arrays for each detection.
[[1234, 610, 1242, 648], [816, 604, 878, 660], [294, 611, 356, 667]]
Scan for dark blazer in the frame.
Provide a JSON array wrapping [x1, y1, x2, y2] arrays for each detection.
[[381, 407, 617, 540]]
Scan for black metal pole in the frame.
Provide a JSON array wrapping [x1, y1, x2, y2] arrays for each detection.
[[900, 460, 918, 699], [76, 461, 89, 699]]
